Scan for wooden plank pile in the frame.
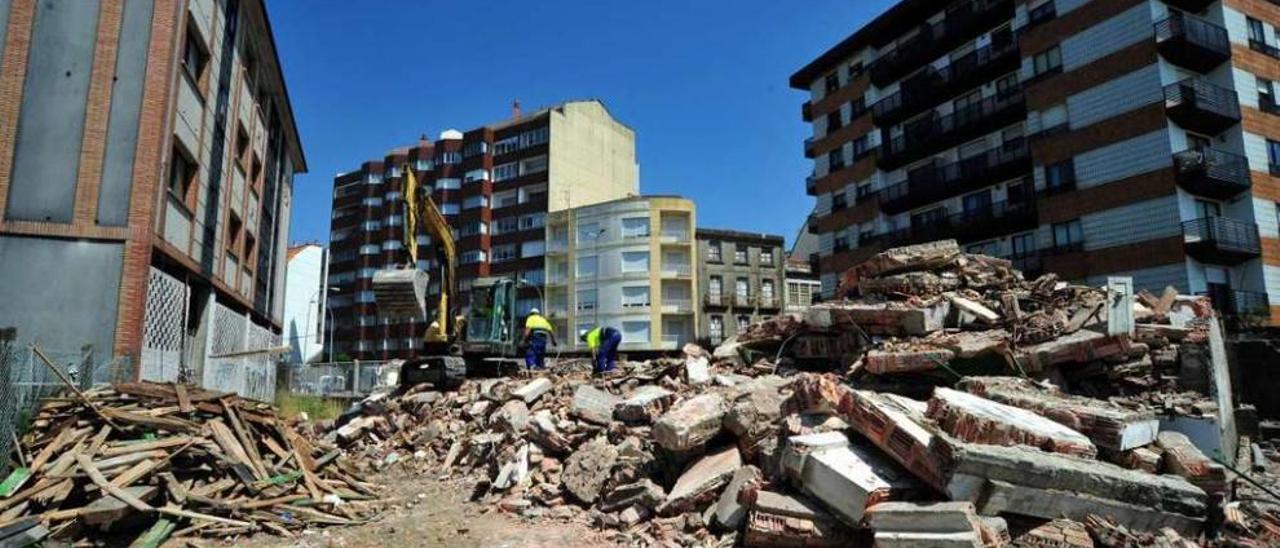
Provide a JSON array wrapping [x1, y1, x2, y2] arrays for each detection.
[[0, 381, 381, 545]]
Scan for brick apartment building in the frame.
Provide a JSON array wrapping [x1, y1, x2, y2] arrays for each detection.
[[0, 0, 305, 397], [328, 100, 638, 360], [793, 0, 1280, 325]]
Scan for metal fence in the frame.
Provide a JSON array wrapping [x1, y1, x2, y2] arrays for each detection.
[[0, 334, 134, 473], [280, 361, 397, 398]]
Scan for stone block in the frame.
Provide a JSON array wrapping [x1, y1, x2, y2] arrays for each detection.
[[562, 437, 619, 504], [572, 384, 621, 426], [653, 393, 728, 452], [659, 446, 741, 515], [783, 433, 921, 527], [926, 387, 1096, 458], [512, 377, 554, 404], [615, 386, 676, 423]]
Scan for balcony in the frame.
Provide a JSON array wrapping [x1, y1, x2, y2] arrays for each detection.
[[547, 240, 569, 255], [1162, 0, 1215, 11], [758, 296, 780, 309], [662, 264, 693, 278], [734, 294, 754, 307], [1173, 148, 1251, 199], [1155, 13, 1230, 73], [868, 0, 1015, 87], [879, 199, 1038, 247], [705, 293, 726, 307], [871, 39, 1020, 127], [662, 299, 694, 314], [1199, 289, 1270, 318], [804, 137, 815, 159], [802, 101, 813, 122], [1164, 79, 1241, 135], [879, 139, 1031, 214], [806, 173, 818, 195], [661, 231, 691, 244], [878, 86, 1026, 170], [1182, 217, 1261, 265]]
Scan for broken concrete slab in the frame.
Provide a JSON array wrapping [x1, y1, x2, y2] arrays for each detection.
[[659, 446, 741, 515], [782, 432, 923, 527], [1157, 431, 1226, 496], [571, 384, 621, 426], [958, 376, 1159, 451], [926, 387, 1097, 458], [615, 386, 676, 424], [598, 478, 665, 513], [947, 293, 1001, 324], [844, 239, 961, 288], [653, 393, 728, 453], [859, 271, 963, 297], [725, 382, 787, 441], [562, 438, 619, 504], [974, 479, 1204, 535], [807, 301, 949, 337], [511, 378, 554, 404], [865, 501, 984, 535], [863, 348, 956, 375], [490, 400, 530, 434], [1014, 330, 1134, 372], [712, 465, 761, 530]]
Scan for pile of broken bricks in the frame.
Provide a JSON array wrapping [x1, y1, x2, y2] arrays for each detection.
[[320, 238, 1274, 545], [0, 381, 381, 546]]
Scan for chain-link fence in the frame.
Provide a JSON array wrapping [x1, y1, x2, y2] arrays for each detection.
[[279, 361, 397, 398], [0, 330, 134, 473]]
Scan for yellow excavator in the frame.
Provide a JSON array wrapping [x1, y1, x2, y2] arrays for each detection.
[[371, 165, 525, 390]]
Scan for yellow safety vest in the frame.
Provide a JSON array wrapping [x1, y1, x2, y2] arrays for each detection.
[[585, 327, 602, 351], [525, 314, 553, 333]]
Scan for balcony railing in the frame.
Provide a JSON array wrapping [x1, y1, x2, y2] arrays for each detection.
[[662, 299, 694, 313], [868, 0, 1015, 87], [804, 137, 815, 159], [662, 265, 693, 278], [806, 173, 818, 195], [1172, 148, 1251, 199], [1164, 79, 1241, 134], [879, 140, 1031, 214], [877, 199, 1038, 248], [661, 232, 691, 244], [734, 294, 754, 307], [802, 101, 813, 122], [878, 86, 1026, 169], [706, 293, 725, 307], [758, 296, 779, 309], [1154, 13, 1231, 73], [872, 39, 1020, 127], [1182, 217, 1261, 265], [1163, 0, 1215, 12]]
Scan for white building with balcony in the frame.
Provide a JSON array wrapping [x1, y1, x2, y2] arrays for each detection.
[[544, 196, 698, 350]]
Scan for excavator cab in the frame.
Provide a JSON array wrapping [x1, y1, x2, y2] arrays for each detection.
[[462, 277, 521, 358]]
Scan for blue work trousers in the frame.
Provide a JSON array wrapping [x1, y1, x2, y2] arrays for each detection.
[[525, 332, 549, 369], [594, 329, 622, 373]]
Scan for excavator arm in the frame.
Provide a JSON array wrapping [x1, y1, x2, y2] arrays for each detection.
[[402, 165, 458, 343]]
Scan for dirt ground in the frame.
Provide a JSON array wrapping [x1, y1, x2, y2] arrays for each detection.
[[228, 468, 610, 548]]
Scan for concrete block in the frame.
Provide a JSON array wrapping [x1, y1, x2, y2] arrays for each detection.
[[782, 432, 922, 527], [926, 387, 1097, 458], [725, 382, 787, 440], [653, 393, 728, 452], [659, 446, 741, 515], [847, 239, 961, 282], [864, 348, 956, 375], [512, 377, 554, 404], [571, 384, 621, 425], [686, 356, 712, 386], [712, 465, 761, 530], [807, 301, 949, 337], [865, 501, 983, 533], [615, 386, 676, 423], [872, 531, 982, 547], [959, 376, 1159, 451], [744, 507, 848, 548], [858, 271, 962, 297], [598, 478, 665, 513], [750, 490, 829, 520], [1014, 330, 1134, 372], [973, 478, 1204, 535], [562, 438, 619, 504]]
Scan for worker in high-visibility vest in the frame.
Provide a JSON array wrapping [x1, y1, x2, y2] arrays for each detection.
[[522, 308, 558, 370], [580, 325, 622, 375]]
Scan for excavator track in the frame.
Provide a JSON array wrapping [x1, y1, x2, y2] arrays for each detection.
[[399, 355, 466, 391]]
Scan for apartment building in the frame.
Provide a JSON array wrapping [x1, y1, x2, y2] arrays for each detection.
[[695, 229, 786, 345], [793, 0, 1280, 325], [0, 0, 305, 395], [283, 244, 329, 364], [545, 196, 697, 351], [785, 257, 823, 315], [329, 101, 639, 360]]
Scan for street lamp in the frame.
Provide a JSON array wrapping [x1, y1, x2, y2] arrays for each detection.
[[308, 286, 341, 363]]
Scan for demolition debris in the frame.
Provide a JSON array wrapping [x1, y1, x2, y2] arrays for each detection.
[[7, 239, 1280, 546]]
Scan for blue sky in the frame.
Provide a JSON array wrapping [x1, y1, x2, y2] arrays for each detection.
[[267, 0, 894, 249]]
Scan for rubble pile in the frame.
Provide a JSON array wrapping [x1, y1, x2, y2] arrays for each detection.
[[0, 381, 379, 545], [309, 241, 1279, 546]]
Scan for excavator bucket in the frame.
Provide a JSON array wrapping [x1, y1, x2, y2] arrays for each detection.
[[372, 268, 429, 319]]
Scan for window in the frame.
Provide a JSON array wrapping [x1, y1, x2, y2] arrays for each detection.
[[463, 169, 489, 183], [359, 244, 380, 255], [519, 213, 545, 231], [168, 146, 196, 204], [1052, 219, 1084, 251], [577, 289, 598, 311], [382, 240, 403, 251], [493, 137, 519, 156], [362, 220, 382, 232], [1028, 0, 1055, 25], [826, 111, 843, 132], [576, 256, 598, 277], [761, 279, 775, 300], [834, 229, 851, 252], [962, 191, 992, 215], [494, 190, 519, 208], [181, 23, 209, 82], [760, 249, 774, 265], [435, 178, 461, 190], [492, 244, 517, 263], [709, 276, 723, 297], [234, 124, 249, 165], [415, 158, 433, 171], [734, 245, 748, 264], [995, 73, 1019, 100], [521, 241, 546, 258], [708, 242, 722, 262], [709, 316, 724, 343], [622, 321, 651, 343], [622, 217, 650, 239], [1011, 233, 1035, 257], [462, 195, 488, 210], [847, 62, 864, 80], [621, 251, 650, 273], [850, 97, 867, 119], [832, 192, 848, 211], [463, 141, 488, 157], [736, 277, 750, 297], [577, 222, 603, 245], [828, 148, 846, 171], [458, 221, 488, 237], [1196, 199, 1222, 220], [1269, 139, 1280, 175], [491, 216, 518, 235], [851, 136, 870, 160], [824, 72, 840, 94], [622, 286, 651, 308], [493, 162, 518, 182], [1045, 159, 1076, 194], [519, 127, 549, 148], [1039, 104, 1068, 135], [521, 269, 545, 286], [1259, 78, 1277, 112], [438, 151, 461, 164], [519, 155, 548, 175], [735, 315, 751, 331], [460, 250, 487, 264], [1032, 46, 1062, 78], [1249, 17, 1266, 45], [439, 203, 459, 215]]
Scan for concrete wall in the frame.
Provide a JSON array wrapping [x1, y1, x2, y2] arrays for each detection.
[[547, 101, 639, 212]]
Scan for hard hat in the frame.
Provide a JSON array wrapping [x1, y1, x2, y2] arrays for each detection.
[[529, 308, 540, 315]]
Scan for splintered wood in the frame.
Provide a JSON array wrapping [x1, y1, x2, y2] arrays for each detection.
[[0, 381, 379, 544]]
